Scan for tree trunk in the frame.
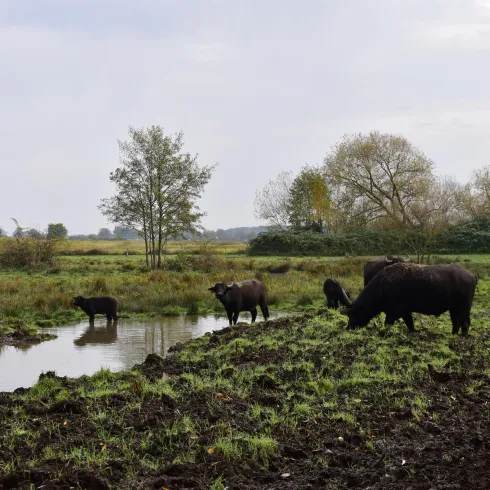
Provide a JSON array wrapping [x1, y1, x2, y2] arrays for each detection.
[[157, 209, 163, 269]]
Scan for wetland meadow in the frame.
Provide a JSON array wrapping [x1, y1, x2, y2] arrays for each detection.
[[1, 241, 490, 489]]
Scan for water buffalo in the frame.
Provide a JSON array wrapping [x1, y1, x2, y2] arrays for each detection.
[[346, 263, 478, 336], [208, 279, 270, 325], [323, 279, 351, 309], [73, 296, 118, 323], [363, 254, 410, 286]]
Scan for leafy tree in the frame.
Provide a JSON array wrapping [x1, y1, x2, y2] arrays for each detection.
[[288, 166, 332, 232], [324, 132, 434, 229], [26, 228, 45, 239], [113, 226, 139, 239], [100, 126, 214, 269], [97, 228, 114, 239], [457, 165, 490, 219], [47, 223, 68, 240], [254, 171, 293, 230]]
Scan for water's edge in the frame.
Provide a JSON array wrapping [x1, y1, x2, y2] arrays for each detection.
[[0, 313, 280, 392]]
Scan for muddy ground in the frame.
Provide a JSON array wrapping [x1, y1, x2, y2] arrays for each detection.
[[1, 311, 490, 489], [0, 322, 56, 348]]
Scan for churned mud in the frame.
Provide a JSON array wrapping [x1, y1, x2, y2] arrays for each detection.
[[1, 310, 490, 489]]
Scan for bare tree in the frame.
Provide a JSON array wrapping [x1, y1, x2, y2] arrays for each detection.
[[254, 171, 293, 230], [324, 132, 434, 229], [407, 177, 465, 262], [457, 166, 490, 219]]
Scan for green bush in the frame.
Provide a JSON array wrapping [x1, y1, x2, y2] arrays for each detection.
[[247, 218, 490, 257], [0, 236, 61, 270], [246, 229, 409, 256]]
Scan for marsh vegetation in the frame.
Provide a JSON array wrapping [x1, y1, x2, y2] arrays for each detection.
[[1, 241, 490, 488]]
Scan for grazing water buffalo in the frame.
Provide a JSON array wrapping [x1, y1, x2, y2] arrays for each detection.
[[364, 254, 410, 286], [346, 263, 478, 335], [73, 296, 118, 323], [323, 279, 351, 309], [208, 279, 270, 325]]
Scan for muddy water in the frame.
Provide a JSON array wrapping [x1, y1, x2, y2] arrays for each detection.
[[0, 313, 279, 392]]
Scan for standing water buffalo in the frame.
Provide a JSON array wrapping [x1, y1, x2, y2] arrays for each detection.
[[323, 279, 351, 309], [208, 279, 270, 325], [364, 254, 410, 286], [346, 263, 478, 335], [73, 296, 118, 323]]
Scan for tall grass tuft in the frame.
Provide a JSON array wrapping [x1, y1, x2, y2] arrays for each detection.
[[92, 277, 109, 294]]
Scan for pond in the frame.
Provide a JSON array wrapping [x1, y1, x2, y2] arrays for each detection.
[[0, 313, 281, 392]]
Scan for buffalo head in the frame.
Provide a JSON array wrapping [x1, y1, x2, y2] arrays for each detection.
[[208, 282, 232, 299], [343, 305, 370, 330], [73, 295, 86, 307]]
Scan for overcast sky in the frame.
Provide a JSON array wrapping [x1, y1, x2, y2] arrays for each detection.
[[1, 0, 490, 235]]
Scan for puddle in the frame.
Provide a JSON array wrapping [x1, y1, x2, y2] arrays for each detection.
[[0, 313, 279, 391]]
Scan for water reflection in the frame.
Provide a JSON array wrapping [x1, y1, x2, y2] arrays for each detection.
[[0, 312, 280, 392], [74, 321, 118, 346]]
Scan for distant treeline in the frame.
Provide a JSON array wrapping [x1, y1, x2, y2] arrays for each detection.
[[246, 218, 490, 257], [68, 226, 268, 242]]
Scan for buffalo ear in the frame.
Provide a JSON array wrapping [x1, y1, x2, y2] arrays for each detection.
[[208, 287, 216, 293]]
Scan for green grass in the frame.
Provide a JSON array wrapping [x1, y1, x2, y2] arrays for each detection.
[[63, 239, 247, 255], [3, 303, 490, 487], [0, 251, 369, 325], [1, 240, 486, 326]]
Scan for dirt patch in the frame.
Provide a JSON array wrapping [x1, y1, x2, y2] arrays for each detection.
[[2, 310, 490, 489], [0, 331, 56, 348]]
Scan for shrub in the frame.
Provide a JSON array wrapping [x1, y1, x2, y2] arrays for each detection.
[[92, 277, 109, 294], [0, 236, 61, 270], [247, 218, 490, 257], [262, 262, 291, 274]]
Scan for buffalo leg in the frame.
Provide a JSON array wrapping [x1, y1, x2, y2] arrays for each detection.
[[106, 313, 112, 321], [250, 308, 257, 323], [450, 310, 460, 335], [327, 297, 334, 308], [402, 313, 415, 332], [460, 309, 471, 336], [333, 299, 340, 310], [384, 313, 399, 326], [226, 310, 233, 326], [259, 303, 269, 321], [232, 312, 239, 325]]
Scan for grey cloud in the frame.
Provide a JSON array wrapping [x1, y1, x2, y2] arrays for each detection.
[[1, 0, 490, 233]]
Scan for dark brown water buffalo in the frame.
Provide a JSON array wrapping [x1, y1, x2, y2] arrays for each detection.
[[363, 254, 410, 286], [208, 279, 270, 325], [346, 263, 478, 335], [323, 279, 351, 309], [73, 296, 118, 323]]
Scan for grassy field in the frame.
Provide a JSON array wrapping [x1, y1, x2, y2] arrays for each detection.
[[0, 245, 489, 327], [1, 304, 490, 488], [0, 253, 369, 326], [63, 239, 247, 256], [1, 244, 490, 487]]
